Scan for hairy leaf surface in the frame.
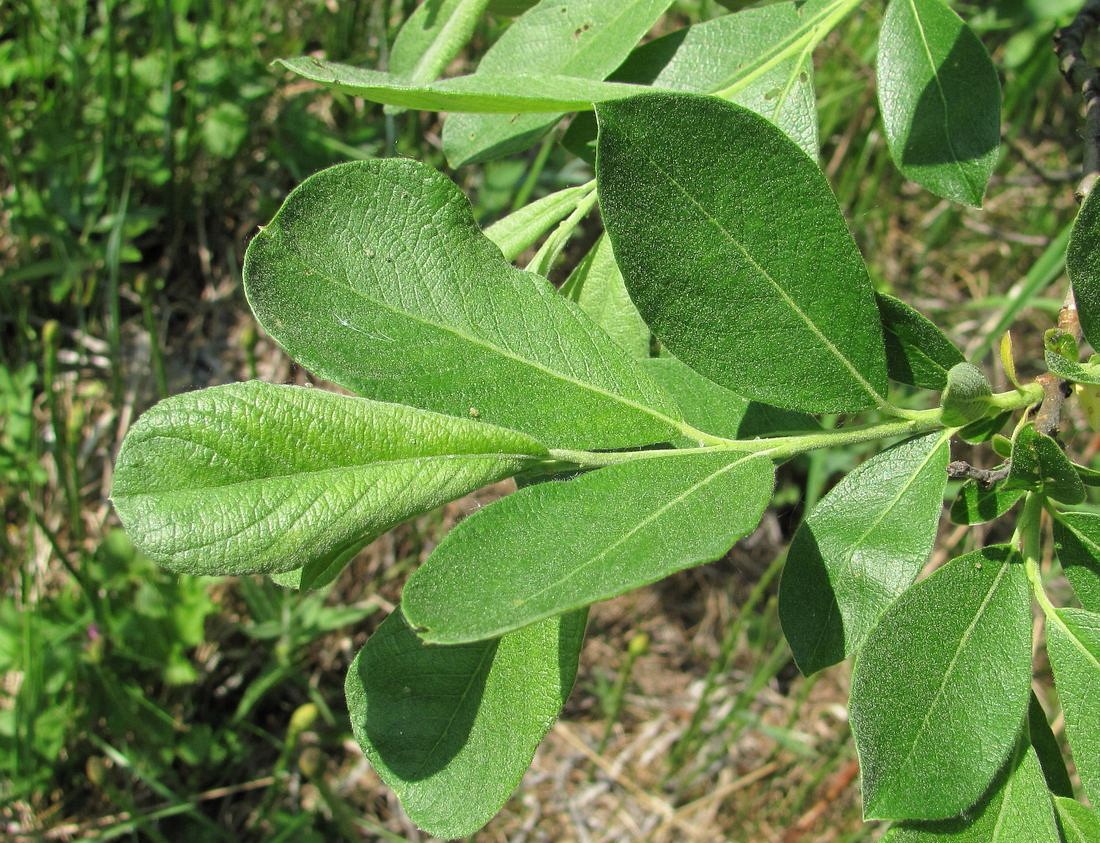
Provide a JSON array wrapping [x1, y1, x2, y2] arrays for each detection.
[[780, 432, 950, 674], [111, 382, 545, 575], [596, 93, 888, 413], [389, 0, 491, 86], [346, 609, 585, 838], [1055, 798, 1100, 843], [1028, 692, 1074, 799], [560, 235, 649, 358], [402, 450, 775, 643], [442, 0, 672, 165], [641, 357, 817, 444], [1046, 608, 1100, 805], [1004, 423, 1085, 504], [876, 0, 1001, 206], [850, 546, 1032, 821], [877, 293, 965, 389], [1053, 512, 1100, 612], [881, 746, 1059, 842], [243, 160, 682, 449], [485, 182, 595, 261], [1069, 187, 1100, 350]]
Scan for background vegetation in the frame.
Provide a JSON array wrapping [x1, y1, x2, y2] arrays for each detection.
[[0, 0, 1090, 839]]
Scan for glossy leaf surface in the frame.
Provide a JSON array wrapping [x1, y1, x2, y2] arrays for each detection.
[[876, 0, 1001, 206], [1046, 608, 1100, 805], [402, 450, 775, 643], [1053, 512, 1100, 612], [346, 609, 585, 838], [560, 235, 649, 358], [596, 93, 888, 413], [1069, 187, 1100, 350], [882, 746, 1059, 842], [442, 0, 672, 165], [243, 160, 682, 449], [877, 293, 965, 389], [112, 382, 545, 575], [850, 546, 1032, 820], [780, 432, 951, 674]]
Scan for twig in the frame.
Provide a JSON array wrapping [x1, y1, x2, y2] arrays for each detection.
[[1055, 0, 1100, 200], [946, 461, 1012, 485]]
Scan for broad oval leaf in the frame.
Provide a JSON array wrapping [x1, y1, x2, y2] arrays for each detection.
[[1069, 187, 1100, 350], [596, 93, 888, 413], [1004, 422, 1086, 504], [277, 58, 650, 113], [1046, 607, 1100, 806], [948, 480, 1022, 526], [779, 432, 951, 674], [563, 0, 822, 160], [560, 234, 650, 358], [111, 382, 546, 576], [1055, 797, 1100, 843], [882, 746, 1060, 842], [346, 608, 585, 838], [641, 356, 818, 445], [876, 0, 1001, 207], [442, 0, 672, 166], [243, 159, 683, 450], [402, 450, 775, 643], [877, 293, 965, 389], [1052, 512, 1100, 612], [389, 0, 490, 86], [850, 546, 1032, 821]]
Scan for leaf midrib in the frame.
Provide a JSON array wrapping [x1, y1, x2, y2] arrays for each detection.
[[267, 225, 685, 436], [627, 142, 885, 407], [803, 432, 949, 667], [115, 436, 539, 500], [903, 0, 978, 197], [881, 561, 1012, 803], [512, 452, 766, 611]]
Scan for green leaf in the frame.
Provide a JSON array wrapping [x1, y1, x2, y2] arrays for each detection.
[[1004, 423, 1086, 504], [1052, 512, 1100, 612], [948, 480, 1022, 526], [389, 0, 491, 86], [441, 0, 673, 166], [268, 543, 361, 591], [484, 181, 595, 261], [346, 608, 585, 838], [957, 411, 1010, 444], [1028, 692, 1074, 799], [1046, 607, 1100, 805], [641, 357, 817, 445], [402, 450, 775, 643], [563, 1, 821, 160], [111, 382, 546, 576], [876, 0, 1001, 206], [243, 159, 683, 449], [779, 432, 951, 674], [596, 93, 888, 414], [1069, 188, 1100, 351], [881, 746, 1060, 842], [558, 234, 649, 358], [277, 58, 649, 113], [877, 293, 965, 390], [939, 363, 993, 427], [850, 546, 1032, 820], [1044, 350, 1100, 386], [1054, 797, 1100, 843]]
